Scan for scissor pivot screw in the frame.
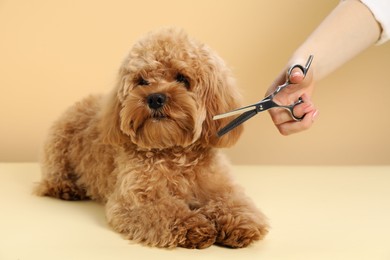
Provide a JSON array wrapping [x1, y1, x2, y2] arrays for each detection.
[[259, 105, 263, 110]]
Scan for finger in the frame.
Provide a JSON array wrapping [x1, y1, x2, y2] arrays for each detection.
[[274, 68, 305, 100], [271, 104, 313, 127], [292, 93, 314, 118], [270, 94, 313, 125], [269, 108, 294, 126], [289, 67, 305, 84], [277, 109, 319, 136]]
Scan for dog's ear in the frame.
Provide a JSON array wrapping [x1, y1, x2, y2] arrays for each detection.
[[100, 77, 128, 146], [199, 57, 244, 148]]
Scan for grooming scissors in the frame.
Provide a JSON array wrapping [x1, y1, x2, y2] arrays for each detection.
[[213, 55, 313, 137]]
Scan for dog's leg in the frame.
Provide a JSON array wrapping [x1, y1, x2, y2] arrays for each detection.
[[35, 126, 89, 201], [199, 194, 269, 248], [105, 192, 217, 249], [36, 172, 88, 201], [193, 169, 269, 249]]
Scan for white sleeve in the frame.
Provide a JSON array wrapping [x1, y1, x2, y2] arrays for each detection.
[[360, 0, 390, 44]]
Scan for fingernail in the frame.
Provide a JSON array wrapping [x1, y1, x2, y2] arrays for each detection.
[[290, 71, 304, 83], [291, 71, 302, 77]]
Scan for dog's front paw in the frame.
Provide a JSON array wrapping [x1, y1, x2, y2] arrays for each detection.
[[178, 214, 217, 249], [217, 214, 269, 248]]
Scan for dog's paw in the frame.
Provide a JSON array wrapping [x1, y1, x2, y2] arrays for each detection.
[[178, 214, 217, 249], [35, 180, 89, 201], [216, 214, 269, 248]]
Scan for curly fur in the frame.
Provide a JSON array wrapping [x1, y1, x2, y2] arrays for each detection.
[[36, 28, 269, 249]]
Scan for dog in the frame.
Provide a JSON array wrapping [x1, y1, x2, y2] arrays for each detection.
[[36, 28, 269, 249]]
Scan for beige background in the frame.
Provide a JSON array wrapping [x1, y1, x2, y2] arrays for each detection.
[[1, 0, 390, 165]]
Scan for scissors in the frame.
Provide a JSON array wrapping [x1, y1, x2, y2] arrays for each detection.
[[213, 55, 314, 137]]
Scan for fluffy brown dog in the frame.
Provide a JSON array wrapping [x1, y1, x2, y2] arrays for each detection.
[[36, 28, 269, 249]]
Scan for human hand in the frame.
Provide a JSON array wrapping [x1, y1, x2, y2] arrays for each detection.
[[266, 66, 319, 135]]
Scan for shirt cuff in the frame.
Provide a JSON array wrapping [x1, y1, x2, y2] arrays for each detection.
[[359, 0, 390, 45]]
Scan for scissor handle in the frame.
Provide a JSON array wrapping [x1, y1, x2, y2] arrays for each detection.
[[287, 55, 314, 80], [273, 55, 313, 120], [284, 97, 305, 121], [270, 55, 314, 98]]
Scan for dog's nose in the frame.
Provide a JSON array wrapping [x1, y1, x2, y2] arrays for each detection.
[[146, 93, 166, 109]]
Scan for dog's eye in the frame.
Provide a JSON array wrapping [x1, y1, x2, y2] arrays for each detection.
[[137, 78, 149, 86], [176, 73, 190, 89]]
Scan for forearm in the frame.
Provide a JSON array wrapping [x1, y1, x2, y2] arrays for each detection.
[[289, 0, 381, 81]]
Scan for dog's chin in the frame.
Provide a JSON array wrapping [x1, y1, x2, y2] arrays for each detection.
[[128, 117, 199, 150]]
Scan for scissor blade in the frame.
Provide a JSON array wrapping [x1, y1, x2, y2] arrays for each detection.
[[217, 109, 258, 137], [213, 104, 258, 120]]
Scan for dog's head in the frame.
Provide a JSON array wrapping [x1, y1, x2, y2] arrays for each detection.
[[101, 28, 243, 150]]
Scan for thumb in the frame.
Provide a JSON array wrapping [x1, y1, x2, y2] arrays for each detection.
[[289, 67, 305, 84]]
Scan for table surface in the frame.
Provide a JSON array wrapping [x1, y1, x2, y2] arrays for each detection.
[[1, 163, 389, 260]]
